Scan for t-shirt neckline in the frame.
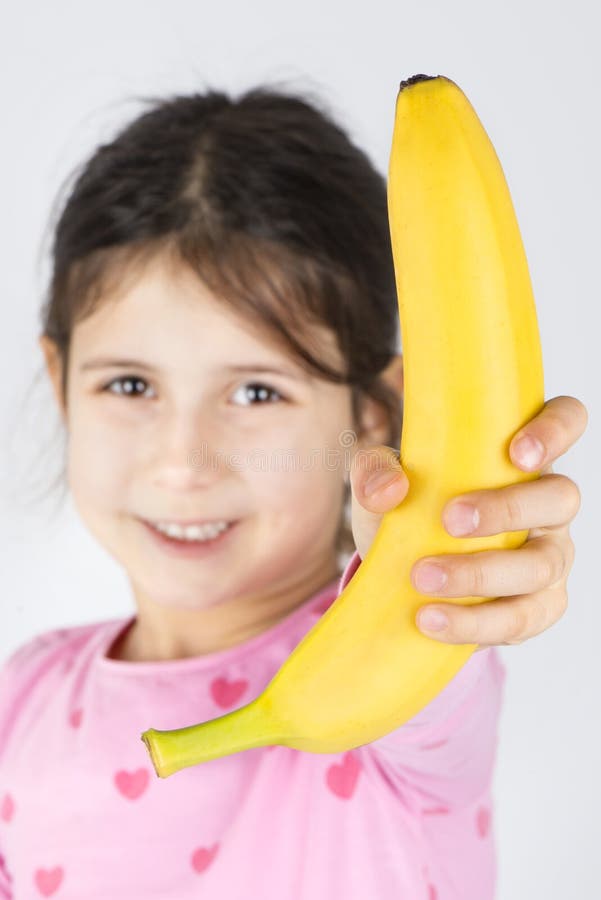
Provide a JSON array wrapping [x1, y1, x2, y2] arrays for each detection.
[[94, 574, 341, 676]]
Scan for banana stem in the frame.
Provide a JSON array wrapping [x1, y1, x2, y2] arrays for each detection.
[[141, 697, 282, 778]]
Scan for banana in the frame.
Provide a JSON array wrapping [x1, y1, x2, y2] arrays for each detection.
[[141, 74, 544, 778]]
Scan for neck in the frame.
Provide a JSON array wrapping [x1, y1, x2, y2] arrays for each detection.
[[106, 556, 342, 662]]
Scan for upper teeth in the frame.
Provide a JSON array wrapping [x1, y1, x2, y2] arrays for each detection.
[[153, 520, 230, 541]]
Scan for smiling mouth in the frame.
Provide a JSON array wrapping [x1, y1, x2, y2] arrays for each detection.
[[139, 517, 239, 547], [143, 517, 236, 528]]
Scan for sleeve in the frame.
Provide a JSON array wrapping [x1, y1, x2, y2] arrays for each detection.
[[337, 550, 507, 810]]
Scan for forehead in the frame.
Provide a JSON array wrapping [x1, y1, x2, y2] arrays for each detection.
[[69, 252, 342, 374]]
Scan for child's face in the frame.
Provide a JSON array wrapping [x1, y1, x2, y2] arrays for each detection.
[[41, 252, 364, 624]]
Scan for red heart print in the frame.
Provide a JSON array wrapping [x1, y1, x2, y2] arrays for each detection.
[[476, 805, 491, 838], [420, 738, 448, 750], [428, 884, 439, 900], [34, 866, 64, 896], [114, 768, 150, 800], [191, 842, 219, 873], [69, 708, 83, 728], [326, 751, 361, 799], [210, 676, 248, 709], [422, 805, 450, 815], [0, 793, 14, 822]]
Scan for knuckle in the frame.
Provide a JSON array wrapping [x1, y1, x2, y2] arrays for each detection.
[[505, 588, 568, 646], [532, 536, 565, 590], [505, 605, 529, 644], [557, 540, 571, 582], [567, 479, 582, 519], [564, 535, 576, 571], [464, 612, 481, 645], [533, 551, 553, 587], [535, 588, 566, 633], [540, 538, 567, 584], [551, 474, 582, 520], [469, 559, 491, 596], [503, 489, 524, 527]]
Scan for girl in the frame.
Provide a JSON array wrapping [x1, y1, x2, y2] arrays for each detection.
[[0, 83, 586, 898]]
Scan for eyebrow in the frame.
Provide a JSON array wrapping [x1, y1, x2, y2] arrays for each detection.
[[79, 358, 308, 380]]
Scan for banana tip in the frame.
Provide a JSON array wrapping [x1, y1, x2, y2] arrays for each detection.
[[140, 729, 164, 778], [399, 74, 437, 92]]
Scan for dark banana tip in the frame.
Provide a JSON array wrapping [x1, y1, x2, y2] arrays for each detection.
[[399, 74, 438, 91]]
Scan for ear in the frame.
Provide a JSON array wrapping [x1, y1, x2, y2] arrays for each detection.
[[39, 335, 67, 422], [381, 352, 403, 396], [355, 353, 403, 448]]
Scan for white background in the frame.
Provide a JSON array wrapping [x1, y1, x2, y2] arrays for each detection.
[[1, 1, 599, 897]]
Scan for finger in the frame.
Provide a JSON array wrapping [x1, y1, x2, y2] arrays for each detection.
[[410, 532, 574, 599], [415, 582, 568, 645], [350, 445, 409, 514], [442, 473, 582, 538], [509, 395, 589, 472]]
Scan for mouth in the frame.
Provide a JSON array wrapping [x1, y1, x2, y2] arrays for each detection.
[[138, 517, 239, 558]]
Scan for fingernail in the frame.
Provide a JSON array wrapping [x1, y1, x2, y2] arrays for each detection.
[[415, 563, 448, 592], [513, 435, 544, 470], [418, 608, 449, 632], [365, 468, 398, 496], [446, 502, 479, 537]]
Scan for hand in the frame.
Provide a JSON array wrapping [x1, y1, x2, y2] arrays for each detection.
[[348, 395, 588, 650]]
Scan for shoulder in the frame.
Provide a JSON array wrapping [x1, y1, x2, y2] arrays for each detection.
[[1, 620, 109, 680], [0, 620, 122, 734]]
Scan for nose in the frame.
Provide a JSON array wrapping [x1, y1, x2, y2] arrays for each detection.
[[149, 408, 227, 492]]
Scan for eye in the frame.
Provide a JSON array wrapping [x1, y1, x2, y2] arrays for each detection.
[[231, 382, 284, 406], [101, 375, 154, 398]]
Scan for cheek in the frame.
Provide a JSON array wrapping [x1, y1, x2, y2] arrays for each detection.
[[247, 442, 342, 524], [66, 412, 135, 504]]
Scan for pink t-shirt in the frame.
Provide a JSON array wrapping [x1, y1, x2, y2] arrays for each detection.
[[0, 550, 506, 899]]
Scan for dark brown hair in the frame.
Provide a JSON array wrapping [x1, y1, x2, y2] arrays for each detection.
[[32, 82, 402, 558]]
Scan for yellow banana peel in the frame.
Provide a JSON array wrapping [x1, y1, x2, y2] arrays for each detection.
[[141, 74, 544, 778]]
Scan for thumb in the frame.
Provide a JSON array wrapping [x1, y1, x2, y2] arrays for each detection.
[[350, 445, 409, 514], [349, 446, 409, 560]]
